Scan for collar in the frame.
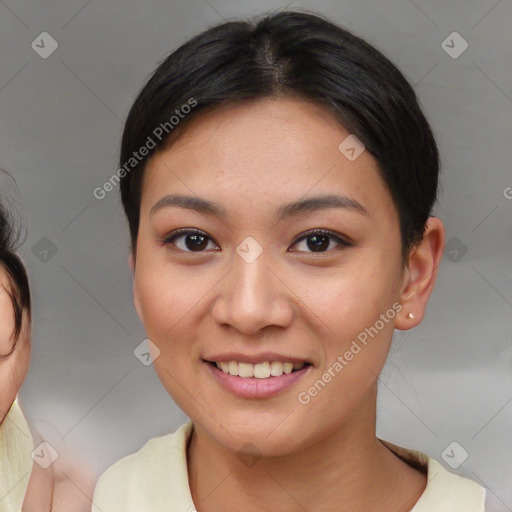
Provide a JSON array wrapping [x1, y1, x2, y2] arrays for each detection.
[[0, 397, 34, 512], [94, 420, 487, 512], [378, 437, 487, 511]]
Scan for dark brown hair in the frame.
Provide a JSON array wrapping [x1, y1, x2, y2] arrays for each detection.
[[118, 10, 439, 265]]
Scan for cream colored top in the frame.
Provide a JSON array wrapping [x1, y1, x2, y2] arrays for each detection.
[[0, 397, 34, 512], [92, 420, 488, 511]]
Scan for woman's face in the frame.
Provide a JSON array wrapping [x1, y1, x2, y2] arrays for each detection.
[[0, 266, 31, 424], [132, 97, 416, 454]]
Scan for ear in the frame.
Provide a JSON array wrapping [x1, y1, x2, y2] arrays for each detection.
[[395, 217, 445, 330], [128, 251, 144, 323]]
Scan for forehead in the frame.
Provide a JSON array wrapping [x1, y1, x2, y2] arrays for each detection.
[[140, 97, 394, 222]]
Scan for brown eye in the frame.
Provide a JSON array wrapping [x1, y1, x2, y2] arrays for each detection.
[[163, 229, 217, 252], [161, 228, 351, 254], [290, 229, 351, 254]]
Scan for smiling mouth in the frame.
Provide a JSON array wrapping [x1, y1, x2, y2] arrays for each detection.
[[204, 360, 312, 379]]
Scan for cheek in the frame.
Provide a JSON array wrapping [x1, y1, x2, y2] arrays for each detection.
[[135, 267, 203, 404], [135, 264, 202, 349], [0, 295, 16, 356], [0, 343, 30, 420], [302, 268, 389, 339], [305, 261, 398, 380], [137, 279, 175, 339]]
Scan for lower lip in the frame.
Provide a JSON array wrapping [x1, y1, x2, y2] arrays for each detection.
[[204, 361, 311, 399]]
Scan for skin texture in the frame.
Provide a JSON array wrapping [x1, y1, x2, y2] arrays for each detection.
[[130, 96, 445, 512]]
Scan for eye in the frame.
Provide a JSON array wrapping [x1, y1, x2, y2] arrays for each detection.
[[161, 228, 350, 254], [161, 228, 218, 253], [290, 229, 351, 254]]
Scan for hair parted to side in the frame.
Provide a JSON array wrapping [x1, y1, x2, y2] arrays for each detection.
[[0, 171, 31, 343], [118, 10, 439, 265]]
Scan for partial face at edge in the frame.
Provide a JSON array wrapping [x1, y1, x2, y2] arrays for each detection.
[[131, 97, 411, 454], [0, 266, 31, 424]]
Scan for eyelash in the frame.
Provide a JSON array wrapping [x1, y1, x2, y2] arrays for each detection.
[[161, 228, 351, 254]]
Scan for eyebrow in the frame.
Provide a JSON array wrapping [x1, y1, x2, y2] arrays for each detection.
[[149, 193, 370, 221]]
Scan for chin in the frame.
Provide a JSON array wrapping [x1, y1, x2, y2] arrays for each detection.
[[193, 409, 315, 454]]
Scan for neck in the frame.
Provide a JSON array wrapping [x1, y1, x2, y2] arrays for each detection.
[[187, 386, 427, 512]]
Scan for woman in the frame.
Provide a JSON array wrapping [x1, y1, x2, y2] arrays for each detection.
[[0, 177, 53, 511], [0, 176, 94, 511], [93, 10, 489, 511]]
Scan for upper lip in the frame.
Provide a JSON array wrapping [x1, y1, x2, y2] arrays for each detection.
[[203, 352, 312, 365]]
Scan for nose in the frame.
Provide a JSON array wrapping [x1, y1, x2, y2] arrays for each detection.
[[211, 247, 293, 335]]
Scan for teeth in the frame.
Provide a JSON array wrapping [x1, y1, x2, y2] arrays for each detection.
[[283, 362, 293, 374], [270, 361, 283, 376], [238, 362, 254, 378], [214, 360, 306, 378], [253, 361, 271, 378]]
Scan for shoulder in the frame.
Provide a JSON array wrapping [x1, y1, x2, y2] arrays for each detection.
[[379, 438, 487, 511], [92, 453, 133, 511], [92, 421, 194, 512], [420, 457, 487, 511]]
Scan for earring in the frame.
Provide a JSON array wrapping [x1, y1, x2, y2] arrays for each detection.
[[407, 312, 414, 319]]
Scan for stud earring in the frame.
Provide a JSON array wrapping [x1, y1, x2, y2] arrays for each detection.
[[407, 312, 414, 319]]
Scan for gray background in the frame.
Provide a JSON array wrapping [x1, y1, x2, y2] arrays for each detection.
[[1, 0, 511, 508]]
